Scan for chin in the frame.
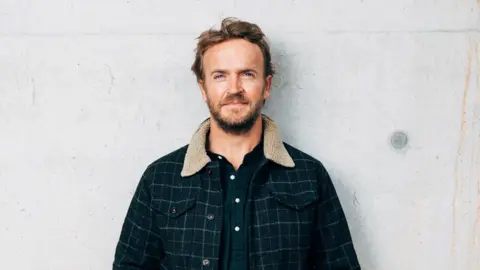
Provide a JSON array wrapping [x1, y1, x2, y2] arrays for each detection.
[[221, 115, 247, 125], [223, 109, 250, 120]]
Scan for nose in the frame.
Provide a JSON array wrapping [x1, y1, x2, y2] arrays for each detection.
[[227, 74, 243, 94]]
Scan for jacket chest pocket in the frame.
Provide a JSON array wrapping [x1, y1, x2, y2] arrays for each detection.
[[153, 196, 197, 225], [152, 194, 197, 263], [268, 188, 318, 230], [252, 181, 319, 252], [270, 189, 318, 211]]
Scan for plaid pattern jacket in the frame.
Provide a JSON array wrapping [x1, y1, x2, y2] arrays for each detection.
[[113, 115, 361, 270]]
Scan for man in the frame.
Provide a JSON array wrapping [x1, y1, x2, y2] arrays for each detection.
[[113, 17, 360, 270]]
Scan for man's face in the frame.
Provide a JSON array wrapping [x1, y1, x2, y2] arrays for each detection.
[[199, 38, 272, 135]]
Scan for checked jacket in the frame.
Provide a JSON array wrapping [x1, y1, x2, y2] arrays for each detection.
[[113, 115, 361, 270]]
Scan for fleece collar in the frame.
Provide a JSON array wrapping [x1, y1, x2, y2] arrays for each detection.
[[181, 114, 295, 177]]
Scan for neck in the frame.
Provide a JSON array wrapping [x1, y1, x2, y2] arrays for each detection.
[[208, 116, 263, 168]]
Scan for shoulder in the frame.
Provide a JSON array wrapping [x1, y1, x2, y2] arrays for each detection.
[[140, 144, 189, 179], [149, 144, 188, 167], [283, 142, 322, 166], [282, 142, 330, 176]]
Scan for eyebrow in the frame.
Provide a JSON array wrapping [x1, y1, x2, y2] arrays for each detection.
[[210, 69, 259, 75]]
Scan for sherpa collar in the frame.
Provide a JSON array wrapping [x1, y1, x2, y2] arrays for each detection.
[[181, 114, 295, 177]]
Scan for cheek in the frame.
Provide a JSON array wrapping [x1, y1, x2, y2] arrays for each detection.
[[244, 81, 266, 97], [204, 85, 226, 102], [205, 81, 227, 94]]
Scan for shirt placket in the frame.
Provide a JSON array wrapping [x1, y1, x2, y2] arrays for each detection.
[[231, 165, 253, 270]]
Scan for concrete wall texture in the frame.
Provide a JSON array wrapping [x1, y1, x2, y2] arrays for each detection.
[[0, 1, 479, 269]]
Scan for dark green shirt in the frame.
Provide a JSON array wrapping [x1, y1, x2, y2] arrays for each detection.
[[207, 141, 265, 270]]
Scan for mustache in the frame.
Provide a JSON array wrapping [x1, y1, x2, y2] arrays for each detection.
[[220, 93, 249, 105]]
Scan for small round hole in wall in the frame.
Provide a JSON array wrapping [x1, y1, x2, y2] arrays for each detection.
[[390, 131, 409, 150]]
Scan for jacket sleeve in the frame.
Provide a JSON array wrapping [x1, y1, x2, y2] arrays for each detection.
[[113, 165, 165, 270], [311, 164, 361, 270]]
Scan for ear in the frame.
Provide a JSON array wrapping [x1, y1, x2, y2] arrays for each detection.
[[263, 75, 273, 101], [198, 80, 208, 102]]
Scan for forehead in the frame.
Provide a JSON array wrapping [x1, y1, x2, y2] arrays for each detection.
[[202, 39, 264, 72]]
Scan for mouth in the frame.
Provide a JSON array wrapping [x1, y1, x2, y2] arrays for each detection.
[[223, 101, 248, 107]]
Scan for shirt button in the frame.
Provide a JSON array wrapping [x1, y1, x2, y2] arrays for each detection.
[[218, 156, 222, 160], [235, 198, 240, 203], [206, 214, 214, 220], [234, 226, 240, 231], [230, 175, 235, 180], [202, 259, 210, 266]]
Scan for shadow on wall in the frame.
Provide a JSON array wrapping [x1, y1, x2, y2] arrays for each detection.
[[264, 37, 373, 269]]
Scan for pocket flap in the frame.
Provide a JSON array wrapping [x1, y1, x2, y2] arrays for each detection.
[[152, 197, 196, 218], [270, 190, 318, 211]]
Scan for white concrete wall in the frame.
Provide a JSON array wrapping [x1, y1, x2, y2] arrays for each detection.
[[1, 1, 479, 269]]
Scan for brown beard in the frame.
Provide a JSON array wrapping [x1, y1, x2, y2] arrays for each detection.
[[206, 90, 265, 135]]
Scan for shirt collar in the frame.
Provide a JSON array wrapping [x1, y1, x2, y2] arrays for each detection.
[[207, 136, 264, 165]]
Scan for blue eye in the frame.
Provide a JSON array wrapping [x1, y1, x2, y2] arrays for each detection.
[[213, 74, 224, 79], [244, 72, 254, 77]]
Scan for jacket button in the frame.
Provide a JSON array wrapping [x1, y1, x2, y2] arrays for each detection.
[[207, 169, 213, 175], [202, 259, 210, 266], [206, 214, 214, 220], [170, 207, 177, 214]]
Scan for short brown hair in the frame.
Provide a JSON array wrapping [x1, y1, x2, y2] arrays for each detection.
[[191, 17, 275, 82]]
